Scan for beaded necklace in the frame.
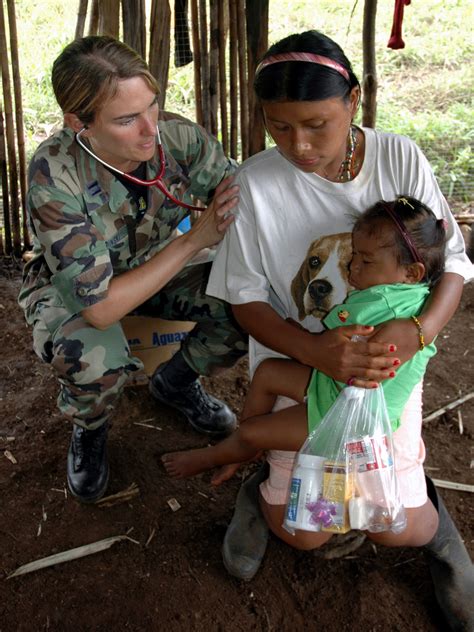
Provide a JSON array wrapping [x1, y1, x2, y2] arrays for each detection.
[[336, 125, 358, 182]]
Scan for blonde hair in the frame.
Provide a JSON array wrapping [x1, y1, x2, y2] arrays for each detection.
[[52, 35, 160, 124]]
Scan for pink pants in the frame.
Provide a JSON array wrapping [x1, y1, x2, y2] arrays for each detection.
[[260, 383, 427, 508]]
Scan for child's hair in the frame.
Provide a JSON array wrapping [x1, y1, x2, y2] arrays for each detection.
[[254, 30, 360, 103], [353, 197, 446, 287]]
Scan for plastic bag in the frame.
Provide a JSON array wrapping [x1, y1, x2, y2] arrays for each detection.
[[284, 385, 407, 536]]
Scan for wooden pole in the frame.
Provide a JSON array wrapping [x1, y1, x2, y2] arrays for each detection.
[[190, 0, 203, 126], [149, 0, 171, 109], [217, 1, 228, 154], [0, 0, 21, 255], [362, 0, 378, 128], [246, 0, 268, 156], [98, 0, 120, 37], [122, 0, 146, 59], [236, 0, 248, 160], [0, 103, 11, 255], [209, 0, 219, 137], [198, 0, 211, 132], [6, 0, 29, 249], [88, 0, 99, 35], [75, 0, 89, 39], [228, 0, 238, 159]]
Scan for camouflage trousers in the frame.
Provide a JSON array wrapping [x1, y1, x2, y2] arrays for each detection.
[[30, 262, 248, 429]]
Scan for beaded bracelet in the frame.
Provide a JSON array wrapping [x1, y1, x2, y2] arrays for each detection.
[[411, 315, 425, 350]]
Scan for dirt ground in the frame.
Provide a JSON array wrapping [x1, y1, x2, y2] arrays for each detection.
[[1, 261, 473, 632]]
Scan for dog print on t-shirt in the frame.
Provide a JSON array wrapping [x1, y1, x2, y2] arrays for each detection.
[[291, 232, 352, 320]]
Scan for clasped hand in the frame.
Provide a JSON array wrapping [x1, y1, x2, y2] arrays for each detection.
[[188, 176, 239, 249], [314, 319, 421, 388]]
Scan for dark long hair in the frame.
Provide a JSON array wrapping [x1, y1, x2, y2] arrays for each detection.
[[354, 197, 446, 286], [254, 30, 360, 103]]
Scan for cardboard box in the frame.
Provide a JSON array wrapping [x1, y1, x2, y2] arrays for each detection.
[[121, 316, 195, 381]]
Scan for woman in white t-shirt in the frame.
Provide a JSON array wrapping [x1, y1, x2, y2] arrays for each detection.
[[207, 30, 473, 629]]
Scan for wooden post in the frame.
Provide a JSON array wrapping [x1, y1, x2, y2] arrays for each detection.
[[217, 1, 228, 154], [209, 0, 219, 137], [237, 0, 248, 160], [246, 0, 268, 156], [149, 0, 171, 109], [0, 0, 21, 255], [75, 0, 89, 39], [228, 0, 238, 159], [88, 0, 100, 35], [190, 0, 203, 126], [6, 0, 30, 249], [362, 0, 378, 128], [98, 0, 120, 38], [198, 0, 211, 132], [0, 104, 11, 255], [122, 0, 146, 59]]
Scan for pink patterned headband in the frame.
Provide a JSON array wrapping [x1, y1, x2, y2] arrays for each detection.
[[383, 200, 424, 265], [255, 52, 350, 82]]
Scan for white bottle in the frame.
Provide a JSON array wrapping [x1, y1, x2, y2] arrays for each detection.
[[285, 453, 326, 532]]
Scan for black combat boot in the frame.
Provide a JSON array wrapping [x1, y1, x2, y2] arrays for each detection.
[[222, 463, 270, 580], [424, 476, 474, 631], [67, 422, 109, 503], [149, 352, 236, 436]]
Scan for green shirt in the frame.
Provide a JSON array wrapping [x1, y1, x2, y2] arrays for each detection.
[[307, 283, 437, 432], [19, 111, 236, 320]]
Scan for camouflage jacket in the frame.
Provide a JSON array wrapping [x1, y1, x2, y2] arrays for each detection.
[[19, 111, 236, 322]]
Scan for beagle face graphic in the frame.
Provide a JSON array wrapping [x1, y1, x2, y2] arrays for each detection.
[[291, 232, 353, 320]]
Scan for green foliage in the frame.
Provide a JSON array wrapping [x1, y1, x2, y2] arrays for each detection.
[[377, 103, 474, 201]]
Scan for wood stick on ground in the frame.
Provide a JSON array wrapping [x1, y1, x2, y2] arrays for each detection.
[[7, 535, 140, 579], [432, 479, 474, 493], [95, 483, 139, 507], [422, 391, 474, 423], [145, 527, 156, 548]]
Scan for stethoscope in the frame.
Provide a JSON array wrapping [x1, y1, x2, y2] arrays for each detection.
[[75, 125, 203, 211]]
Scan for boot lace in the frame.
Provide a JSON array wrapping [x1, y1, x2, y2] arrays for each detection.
[[73, 426, 105, 470], [182, 381, 221, 414]]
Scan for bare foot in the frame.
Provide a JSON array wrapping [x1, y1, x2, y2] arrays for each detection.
[[211, 463, 241, 486], [161, 447, 216, 478]]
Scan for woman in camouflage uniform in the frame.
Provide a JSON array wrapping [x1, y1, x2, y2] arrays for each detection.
[[18, 36, 248, 503]]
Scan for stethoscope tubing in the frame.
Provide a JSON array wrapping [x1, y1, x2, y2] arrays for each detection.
[[75, 125, 203, 211]]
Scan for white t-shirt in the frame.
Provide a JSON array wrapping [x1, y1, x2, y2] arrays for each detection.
[[207, 127, 473, 374]]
